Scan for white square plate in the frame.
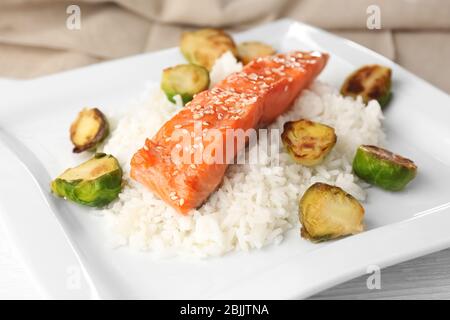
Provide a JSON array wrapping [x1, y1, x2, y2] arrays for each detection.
[[1, 19, 450, 299]]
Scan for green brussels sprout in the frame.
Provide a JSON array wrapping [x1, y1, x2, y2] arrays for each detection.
[[281, 119, 337, 166], [352, 145, 417, 191], [161, 64, 210, 104], [70, 108, 109, 153], [341, 64, 392, 108], [237, 41, 276, 65], [180, 28, 237, 71], [299, 183, 365, 242], [51, 153, 122, 207]]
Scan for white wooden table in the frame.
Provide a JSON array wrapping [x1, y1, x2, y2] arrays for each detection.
[[1, 217, 449, 300], [312, 249, 450, 299]]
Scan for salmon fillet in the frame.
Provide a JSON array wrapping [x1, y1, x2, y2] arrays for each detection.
[[131, 51, 329, 214]]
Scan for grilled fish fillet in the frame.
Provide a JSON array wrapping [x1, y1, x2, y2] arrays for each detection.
[[131, 51, 329, 213]]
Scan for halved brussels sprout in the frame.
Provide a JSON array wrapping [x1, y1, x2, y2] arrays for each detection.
[[51, 153, 122, 207], [299, 183, 365, 242], [281, 119, 337, 166], [70, 108, 109, 153], [161, 64, 210, 104], [352, 145, 417, 191], [237, 41, 276, 65], [180, 28, 237, 71], [341, 64, 392, 108]]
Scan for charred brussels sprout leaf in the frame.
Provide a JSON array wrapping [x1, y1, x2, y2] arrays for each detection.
[[51, 153, 122, 207], [281, 119, 337, 166], [180, 28, 237, 71], [70, 108, 109, 153], [237, 41, 276, 65], [352, 145, 417, 191], [299, 183, 365, 242], [341, 64, 392, 108], [161, 64, 210, 104]]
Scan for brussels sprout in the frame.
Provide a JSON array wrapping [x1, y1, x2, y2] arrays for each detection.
[[161, 64, 210, 104], [281, 119, 337, 166], [70, 108, 109, 153], [237, 41, 276, 65], [180, 28, 237, 71], [352, 145, 417, 191], [299, 183, 365, 242], [51, 153, 122, 207], [341, 64, 392, 108]]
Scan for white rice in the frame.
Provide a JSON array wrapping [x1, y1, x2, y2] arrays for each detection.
[[209, 51, 243, 86], [102, 55, 385, 258]]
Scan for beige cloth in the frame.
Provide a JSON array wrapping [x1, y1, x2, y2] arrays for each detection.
[[0, 0, 449, 92]]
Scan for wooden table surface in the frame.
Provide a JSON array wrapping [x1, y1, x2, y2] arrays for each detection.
[[312, 249, 450, 299], [1, 218, 449, 299]]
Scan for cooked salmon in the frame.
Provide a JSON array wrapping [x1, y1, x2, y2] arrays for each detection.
[[131, 51, 329, 214]]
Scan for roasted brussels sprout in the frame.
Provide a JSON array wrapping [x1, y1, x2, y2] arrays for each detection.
[[341, 64, 392, 108], [180, 28, 237, 71], [281, 119, 337, 166], [352, 145, 417, 191], [70, 108, 109, 153], [51, 153, 122, 207], [299, 183, 365, 242], [161, 64, 210, 104], [237, 41, 276, 65]]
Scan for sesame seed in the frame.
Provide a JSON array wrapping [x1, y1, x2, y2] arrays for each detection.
[[179, 198, 185, 206], [248, 73, 258, 81]]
